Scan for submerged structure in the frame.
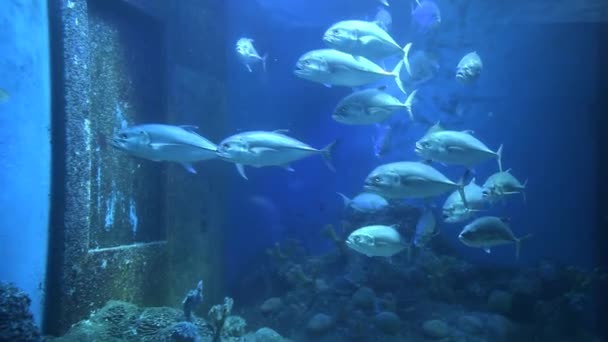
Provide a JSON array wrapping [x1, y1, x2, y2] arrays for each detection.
[[0, 0, 607, 341]]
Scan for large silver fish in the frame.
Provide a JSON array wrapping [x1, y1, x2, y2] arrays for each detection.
[[363, 161, 468, 206], [293, 49, 405, 93], [415, 128, 503, 171], [109, 124, 218, 174], [456, 51, 482, 84], [346, 225, 407, 257], [482, 169, 528, 203], [458, 216, 532, 259], [332, 86, 417, 125], [442, 177, 486, 223], [323, 20, 409, 61], [236, 37, 268, 72], [216, 130, 336, 180]]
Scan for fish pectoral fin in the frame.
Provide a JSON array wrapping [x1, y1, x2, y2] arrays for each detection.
[[249, 147, 277, 154], [446, 146, 466, 153], [180, 163, 197, 174], [281, 164, 295, 172], [179, 125, 199, 132], [367, 107, 386, 116], [483, 247, 492, 254], [323, 83, 333, 88], [236, 164, 248, 180], [358, 36, 378, 45], [149, 142, 175, 150]]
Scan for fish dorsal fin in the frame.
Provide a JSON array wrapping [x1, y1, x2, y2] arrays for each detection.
[[505, 168, 512, 173], [425, 121, 444, 135], [272, 129, 290, 134], [469, 177, 476, 185]]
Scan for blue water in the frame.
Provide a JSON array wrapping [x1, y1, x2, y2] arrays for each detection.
[[223, 0, 601, 287]]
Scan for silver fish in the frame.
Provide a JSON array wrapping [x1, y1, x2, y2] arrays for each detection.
[[413, 208, 438, 247], [482, 169, 528, 203], [415, 128, 503, 171], [293, 49, 406, 93], [216, 130, 336, 180], [458, 216, 532, 259], [323, 20, 409, 61], [442, 177, 486, 223], [109, 124, 217, 174], [333, 86, 418, 125], [346, 225, 407, 257], [363, 161, 468, 206], [236, 37, 268, 72], [337, 192, 389, 213], [456, 51, 482, 84]]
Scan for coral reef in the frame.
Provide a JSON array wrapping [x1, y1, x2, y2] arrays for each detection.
[[0, 282, 41, 341], [182, 280, 204, 321], [45, 296, 292, 342]]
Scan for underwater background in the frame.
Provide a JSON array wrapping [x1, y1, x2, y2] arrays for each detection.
[[1, 0, 608, 341]]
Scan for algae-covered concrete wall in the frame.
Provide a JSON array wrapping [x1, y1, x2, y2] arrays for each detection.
[[45, 0, 228, 335]]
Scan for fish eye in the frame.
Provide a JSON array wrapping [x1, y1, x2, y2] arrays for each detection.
[[373, 176, 382, 183], [353, 236, 360, 243]]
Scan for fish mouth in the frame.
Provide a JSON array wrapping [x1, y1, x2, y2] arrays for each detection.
[[215, 150, 232, 160], [414, 142, 425, 155], [322, 34, 337, 45], [108, 137, 125, 149]]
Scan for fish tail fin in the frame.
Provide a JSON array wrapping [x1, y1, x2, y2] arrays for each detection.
[[496, 143, 504, 172], [262, 53, 268, 72], [404, 88, 418, 121], [380, 0, 389, 6], [457, 169, 471, 209], [515, 233, 533, 260], [321, 140, 338, 172], [391, 60, 406, 94], [336, 192, 350, 207], [402, 42, 412, 76]]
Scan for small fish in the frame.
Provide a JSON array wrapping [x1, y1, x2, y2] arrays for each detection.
[[413, 208, 438, 247], [337, 192, 389, 213], [323, 20, 408, 61], [216, 130, 336, 180], [373, 122, 394, 158], [411, 0, 441, 33], [0, 88, 9, 103], [456, 52, 483, 84], [332, 86, 418, 125], [414, 127, 503, 171], [458, 216, 532, 259], [294, 49, 406, 93], [363, 161, 468, 206], [442, 178, 487, 223], [482, 169, 528, 203], [235, 37, 268, 72], [109, 124, 218, 174], [346, 225, 407, 257], [374, 6, 392, 31]]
